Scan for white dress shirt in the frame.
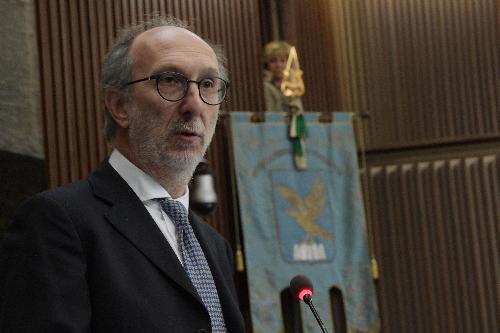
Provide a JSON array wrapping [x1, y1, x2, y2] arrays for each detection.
[[108, 149, 188, 263]]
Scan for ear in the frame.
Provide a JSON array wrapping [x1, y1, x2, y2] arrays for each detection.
[[104, 88, 131, 129]]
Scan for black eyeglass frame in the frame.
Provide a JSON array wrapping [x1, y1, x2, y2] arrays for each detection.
[[124, 71, 230, 106]]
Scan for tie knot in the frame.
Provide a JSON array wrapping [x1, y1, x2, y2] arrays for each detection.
[[159, 198, 189, 227]]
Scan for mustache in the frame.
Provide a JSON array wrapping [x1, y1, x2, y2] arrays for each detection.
[[169, 120, 204, 133]]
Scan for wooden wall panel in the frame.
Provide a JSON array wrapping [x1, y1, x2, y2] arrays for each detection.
[[36, 0, 264, 189], [330, 0, 500, 150], [366, 145, 500, 333]]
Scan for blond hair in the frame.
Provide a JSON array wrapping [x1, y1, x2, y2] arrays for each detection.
[[263, 40, 292, 65]]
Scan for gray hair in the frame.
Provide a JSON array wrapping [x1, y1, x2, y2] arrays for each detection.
[[101, 16, 228, 142]]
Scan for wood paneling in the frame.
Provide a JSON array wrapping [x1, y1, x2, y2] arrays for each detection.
[[330, 0, 500, 150], [335, 2, 500, 330], [366, 145, 500, 333]]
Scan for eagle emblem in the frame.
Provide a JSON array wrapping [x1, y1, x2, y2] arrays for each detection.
[[276, 176, 332, 261]]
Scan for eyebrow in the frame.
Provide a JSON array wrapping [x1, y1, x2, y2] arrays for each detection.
[[152, 66, 220, 78]]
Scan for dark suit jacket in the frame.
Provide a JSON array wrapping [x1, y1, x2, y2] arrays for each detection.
[[0, 161, 245, 333]]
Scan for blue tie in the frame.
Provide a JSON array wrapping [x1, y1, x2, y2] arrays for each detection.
[[159, 199, 227, 332]]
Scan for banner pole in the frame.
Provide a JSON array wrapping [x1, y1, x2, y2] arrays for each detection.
[[354, 112, 379, 281], [222, 113, 245, 272]]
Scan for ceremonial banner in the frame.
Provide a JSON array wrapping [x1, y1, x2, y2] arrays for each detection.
[[230, 112, 380, 333]]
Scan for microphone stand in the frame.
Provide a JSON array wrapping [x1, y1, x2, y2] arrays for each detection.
[[303, 294, 328, 333]]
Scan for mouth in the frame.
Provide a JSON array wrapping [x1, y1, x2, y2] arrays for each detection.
[[175, 129, 202, 142]]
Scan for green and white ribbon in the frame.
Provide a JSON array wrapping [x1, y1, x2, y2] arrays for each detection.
[[289, 109, 308, 170]]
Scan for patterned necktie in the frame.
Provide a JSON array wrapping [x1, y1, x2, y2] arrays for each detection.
[[159, 199, 227, 332]]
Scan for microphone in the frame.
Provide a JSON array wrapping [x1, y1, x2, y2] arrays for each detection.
[[290, 275, 329, 333]]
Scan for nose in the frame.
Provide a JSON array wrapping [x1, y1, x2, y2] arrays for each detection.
[[179, 81, 205, 115]]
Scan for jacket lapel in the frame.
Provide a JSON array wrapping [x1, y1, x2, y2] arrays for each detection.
[[88, 161, 201, 303]]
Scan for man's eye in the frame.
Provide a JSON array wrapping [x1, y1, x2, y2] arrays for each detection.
[[201, 79, 216, 89], [159, 74, 183, 85]]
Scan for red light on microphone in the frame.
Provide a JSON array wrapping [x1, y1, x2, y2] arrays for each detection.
[[290, 275, 314, 302], [290, 275, 328, 332], [297, 288, 313, 301]]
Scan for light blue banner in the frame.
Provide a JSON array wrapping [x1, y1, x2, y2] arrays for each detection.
[[230, 112, 379, 333]]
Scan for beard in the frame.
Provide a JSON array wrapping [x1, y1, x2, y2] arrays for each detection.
[[127, 104, 217, 179]]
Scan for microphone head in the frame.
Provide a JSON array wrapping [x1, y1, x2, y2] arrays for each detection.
[[290, 275, 314, 302]]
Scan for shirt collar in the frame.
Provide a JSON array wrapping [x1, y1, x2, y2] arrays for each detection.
[[108, 149, 190, 210]]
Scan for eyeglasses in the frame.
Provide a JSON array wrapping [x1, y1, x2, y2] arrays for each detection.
[[124, 71, 230, 105]]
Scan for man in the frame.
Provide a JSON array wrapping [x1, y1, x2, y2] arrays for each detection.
[[0, 17, 245, 332]]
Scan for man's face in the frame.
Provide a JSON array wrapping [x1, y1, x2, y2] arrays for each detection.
[[125, 27, 220, 173]]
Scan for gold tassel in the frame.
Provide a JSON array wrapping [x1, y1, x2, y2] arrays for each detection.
[[236, 246, 245, 272], [371, 257, 379, 280]]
